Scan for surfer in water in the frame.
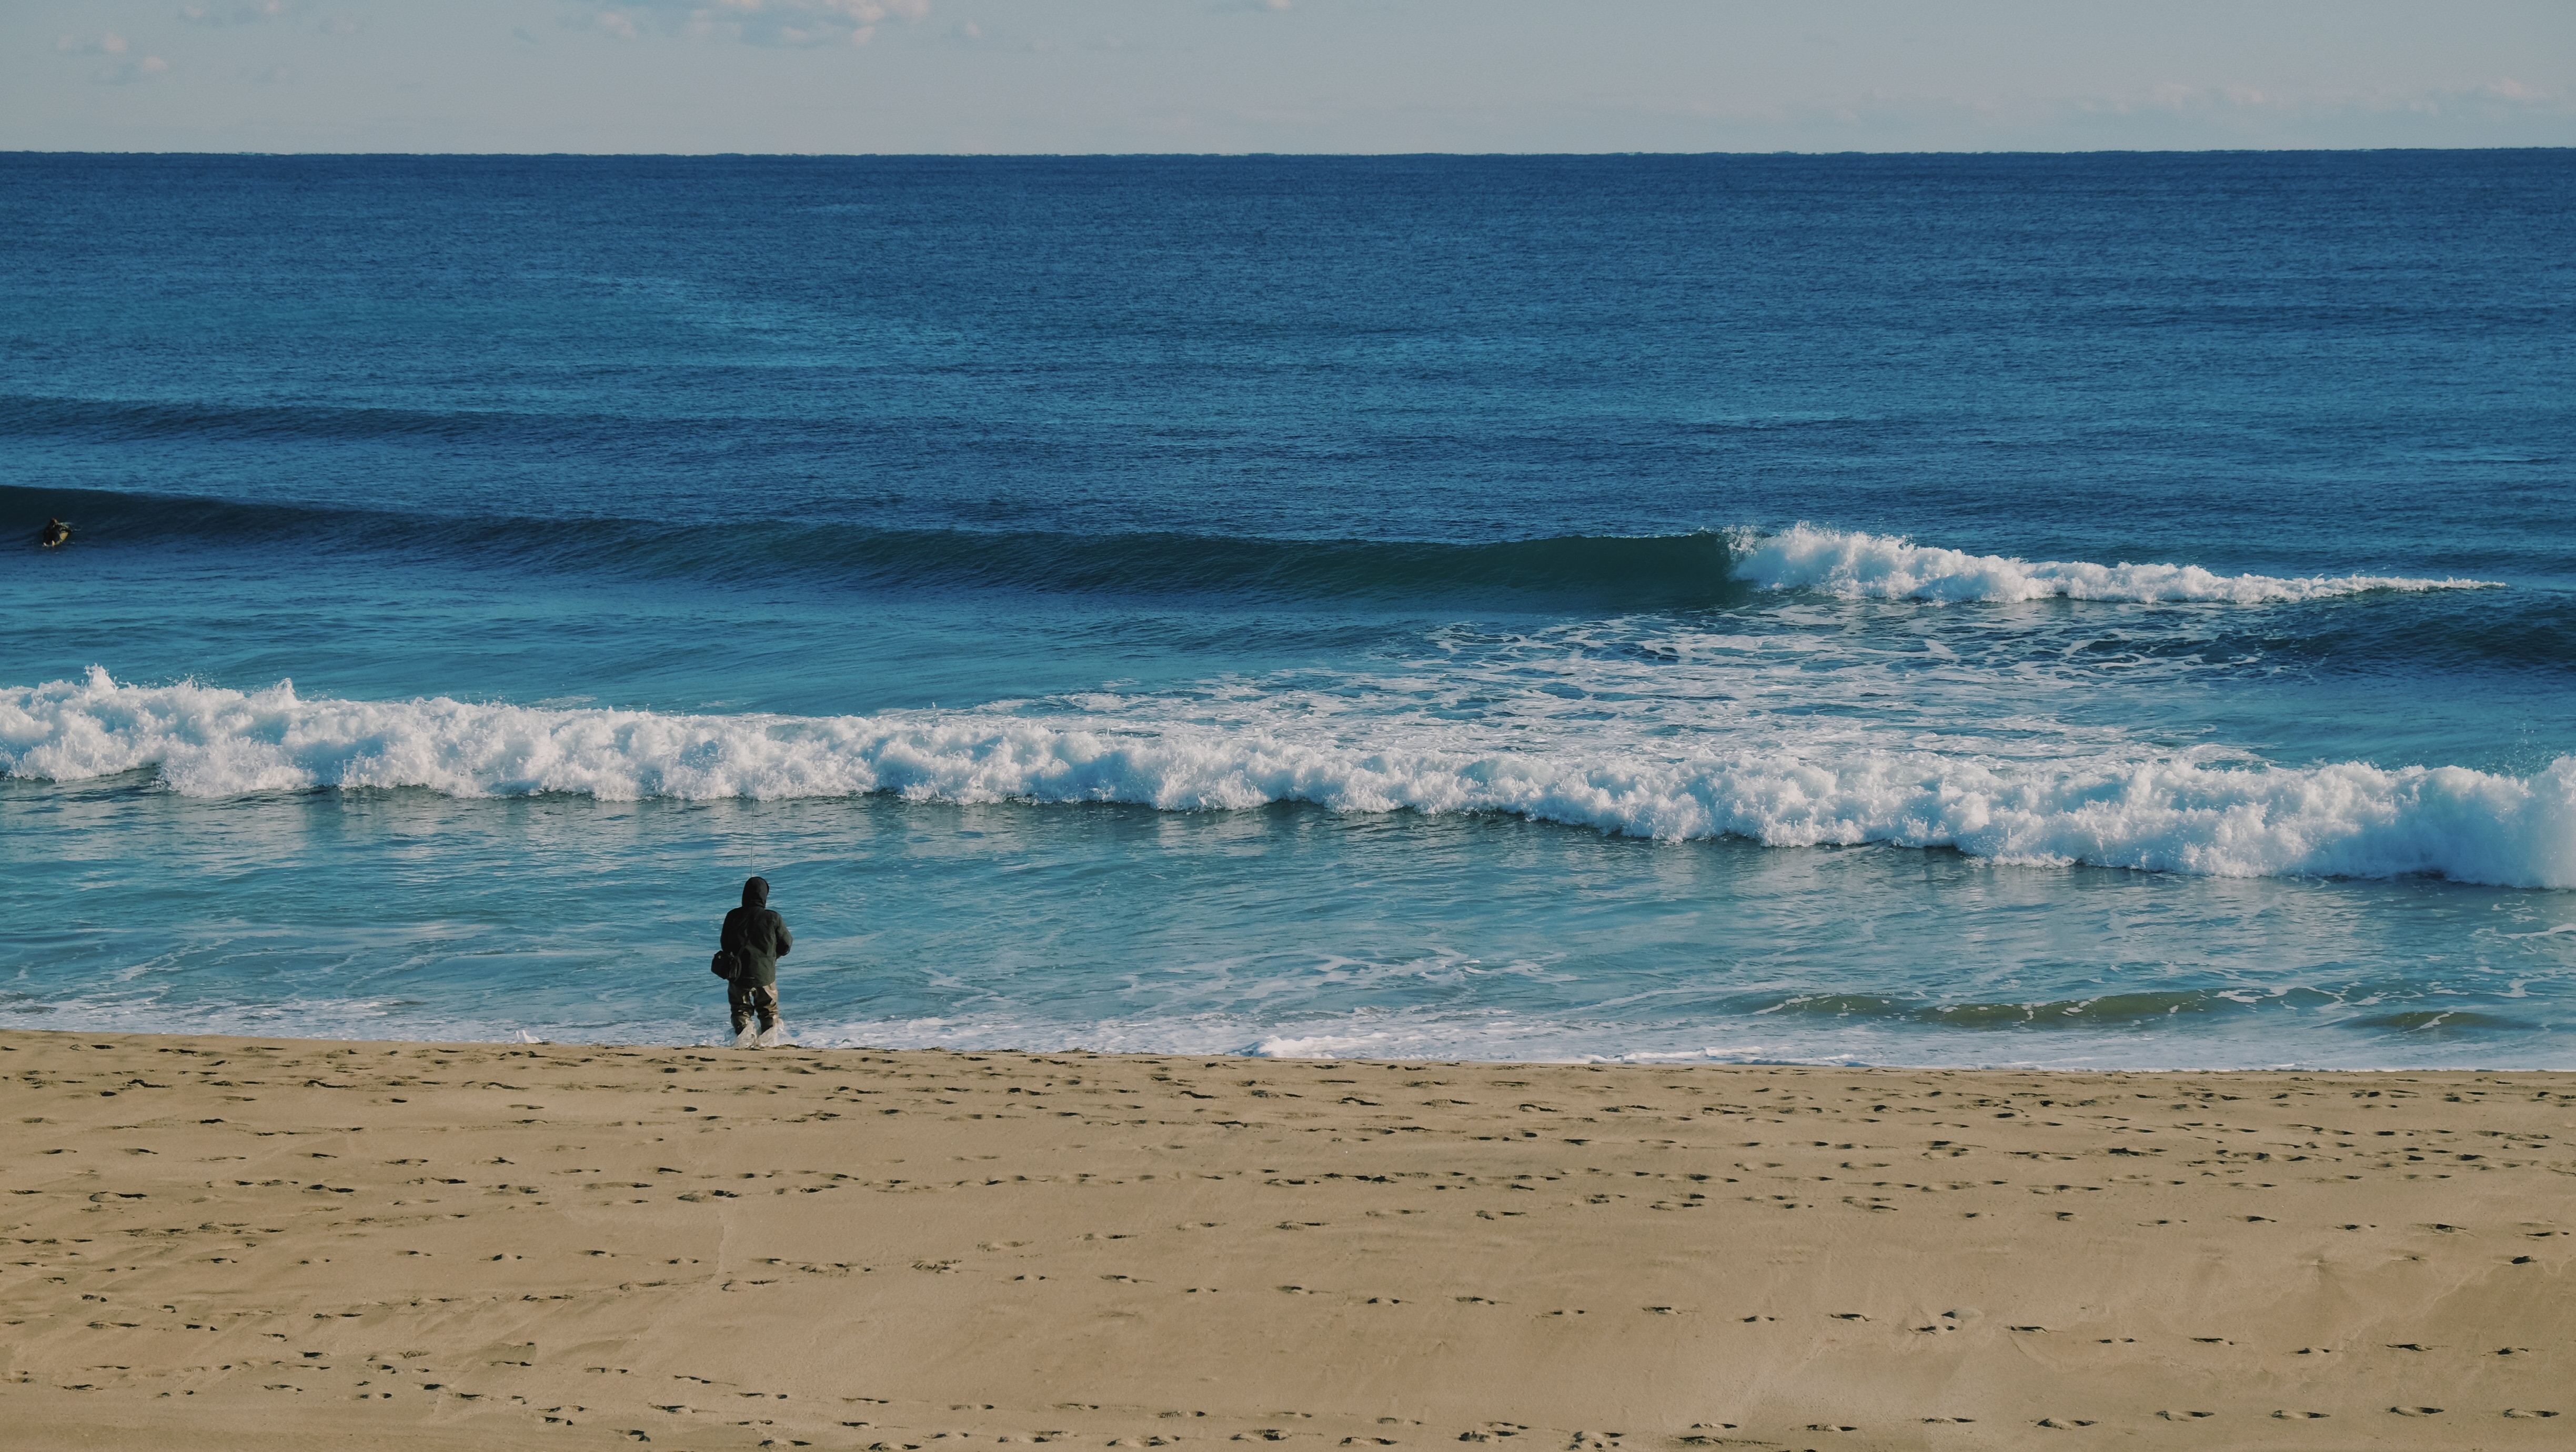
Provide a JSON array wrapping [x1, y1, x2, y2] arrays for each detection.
[[37, 518, 72, 549]]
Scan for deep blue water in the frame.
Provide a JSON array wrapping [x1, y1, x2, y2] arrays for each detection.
[[3, 152, 2571, 1066]]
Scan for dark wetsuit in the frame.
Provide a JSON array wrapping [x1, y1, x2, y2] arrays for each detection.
[[720, 875, 792, 1033]]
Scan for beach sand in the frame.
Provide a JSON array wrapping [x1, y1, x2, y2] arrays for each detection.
[[3, 1030, 2569, 1450]]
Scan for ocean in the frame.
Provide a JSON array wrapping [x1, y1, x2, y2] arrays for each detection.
[[3, 150, 2570, 1067]]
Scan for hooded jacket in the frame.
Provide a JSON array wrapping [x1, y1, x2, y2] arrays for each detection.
[[720, 876, 793, 987]]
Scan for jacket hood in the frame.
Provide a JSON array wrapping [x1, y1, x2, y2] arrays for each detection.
[[741, 876, 769, 909]]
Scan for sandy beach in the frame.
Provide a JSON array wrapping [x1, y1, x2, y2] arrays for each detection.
[[3, 1030, 2569, 1450]]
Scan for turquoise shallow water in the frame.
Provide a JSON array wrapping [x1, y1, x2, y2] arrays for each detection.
[[3, 152, 2571, 1066]]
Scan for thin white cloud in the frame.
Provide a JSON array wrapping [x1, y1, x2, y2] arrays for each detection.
[[180, 2, 296, 25], [2084, 77, 2572, 122], [1648, 73, 2576, 151], [101, 54, 172, 84], [572, 0, 930, 48], [55, 29, 173, 80], [939, 19, 1051, 54]]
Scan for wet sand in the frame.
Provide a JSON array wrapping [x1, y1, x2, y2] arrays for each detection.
[[3, 1029, 2569, 1450]]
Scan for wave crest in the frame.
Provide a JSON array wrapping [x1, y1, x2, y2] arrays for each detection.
[[1733, 524, 2500, 604], [8, 670, 2570, 890]]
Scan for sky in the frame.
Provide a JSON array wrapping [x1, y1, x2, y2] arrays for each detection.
[[5, 0, 2572, 154]]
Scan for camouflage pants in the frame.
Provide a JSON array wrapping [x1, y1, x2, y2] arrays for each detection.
[[727, 979, 780, 1034]]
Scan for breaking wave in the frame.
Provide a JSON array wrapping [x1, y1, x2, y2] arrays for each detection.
[[3, 485, 2499, 610], [8, 669, 2570, 890], [1733, 523, 2500, 604]]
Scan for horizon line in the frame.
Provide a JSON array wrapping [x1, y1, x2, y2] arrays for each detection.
[[6, 145, 2572, 159]]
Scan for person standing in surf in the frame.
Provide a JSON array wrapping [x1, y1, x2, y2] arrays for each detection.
[[718, 875, 793, 1048]]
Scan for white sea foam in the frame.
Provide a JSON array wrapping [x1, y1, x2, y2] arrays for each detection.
[[7, 668, 2571, 890], [1731, 524, 2503, 604]]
